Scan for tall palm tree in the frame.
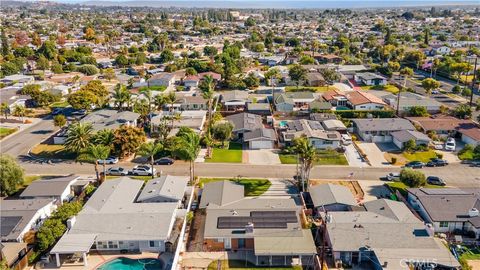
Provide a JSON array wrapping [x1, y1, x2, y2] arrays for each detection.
[[173, 132, 200, 183], [199, 75, 216, 156], [93, 129, 115, 148], [78, 144, 110, 183], [140, 89, 153, 134], [64, 122, 93, 154], [137, 141, 163, 179], [164, 92, 177, 130], [112, 84, 130, 111], [293, 137, 317, 192], [1, 102, 10, 119], [12, 104, 26, 122]]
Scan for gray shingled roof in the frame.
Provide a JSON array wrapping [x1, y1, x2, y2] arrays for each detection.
[[391, 130, 431, 143], [136, 175, 188, 202], [20, 175, 78, 198], [199, 181, 244, 208], [353, 118, 415, 132], [244, 128, 276, 141], [226, 113, 263, 132], [309, 184, 356, 207]]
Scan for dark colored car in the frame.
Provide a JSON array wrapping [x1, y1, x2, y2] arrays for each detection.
[[154, 157, 175, 165], [426, 158, 449, 167], [404, 161, 425, 169], [427, 176, 446, 186], [51, 108, 64, 115]]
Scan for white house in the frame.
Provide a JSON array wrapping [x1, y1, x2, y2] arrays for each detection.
[[19, 175, 82, 204], [354, 72, 387, 86], [148, 73, 176, 87]]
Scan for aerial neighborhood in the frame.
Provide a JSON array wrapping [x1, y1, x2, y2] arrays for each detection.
[[1, 2, 480, 270]]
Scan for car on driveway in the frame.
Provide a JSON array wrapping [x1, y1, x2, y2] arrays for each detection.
[[426, 158, 448, 167], [427, 176, 446, 186], [51, 108, 64, 115], [154, 157, 174, 165], [445, 138, 456, 151], [98, 156, 119, 164], [106, 167, 127, 176], [130, 165, 156, 176], [431, 90, 440, 94], [386, 172, 400, 181], [404, 161, 425, 169]]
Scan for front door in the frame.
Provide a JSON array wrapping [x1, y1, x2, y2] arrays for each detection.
[[224, 238, 231, 249]]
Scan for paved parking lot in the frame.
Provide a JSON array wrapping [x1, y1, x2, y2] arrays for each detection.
[[244, 149, 281, 165]]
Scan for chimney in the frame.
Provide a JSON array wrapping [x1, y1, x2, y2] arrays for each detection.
[[245, 222, 254, 233]]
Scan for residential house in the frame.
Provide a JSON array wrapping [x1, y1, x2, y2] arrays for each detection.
[[152, 110, 206, 137], [1, 242, 29, 270], [0, 75, 34, 86], [273, 92, 316, 112], [200, 181, 317, 266], [198, 72, 222, 82], [243, 128, 276, 149], [406, 116, 477, 139], [407, 188, 480, 239], [1, 199, 56, 242], [321, 119, 347, 133], [324, 199, 459, 269], [175, 94, 208, 111], [391, 130, 431, 149], [383, 92, 442, 114], [19, 175, 86, 204], [0, 86, 30, 110], [458, 127, 480, 147], [306, 72, 325, 87], [183, 75, 200, 89], [282, 119, 341, 149], [247, 103, 271, 116], [322, 89, 348, 108], [309, 184, 357, 212], [50, 178, 181, 267], [148, 73, 176, 87], [221, 90, 249, 111], [344, 91, 387, 110], [136, 175, 188, 206], [80, 109, 140, 132], [352, 118, 415, 142], [354, 72, 387, 86], [317, 54, 343, 64], [226, 112, 263, 139]]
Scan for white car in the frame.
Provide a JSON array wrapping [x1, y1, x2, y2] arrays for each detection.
[[130, 165, 156, 176], [106, 167, 127, 176], [98, 156, 119, 164], [386, 172, 400, 181], [432, 141, 444, 150], [431, 90, 440, 94], [445, 138, 456, 151], [341, 134, 352, 145]]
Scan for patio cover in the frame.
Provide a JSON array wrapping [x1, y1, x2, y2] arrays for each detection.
[[51, 233, 97, 254], [254, 230, 316, 256]]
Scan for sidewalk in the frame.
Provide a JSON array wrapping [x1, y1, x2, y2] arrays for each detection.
[[0, 117, 42, 141]]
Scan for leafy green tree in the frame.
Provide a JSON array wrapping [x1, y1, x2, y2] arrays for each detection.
[[199, 75, 216, 130], [404, 139, 416, 152], [79, 144, 111, 181], [12, 104, 26, 121], [36, 55, 50, 72], [289, 64, 307, 88], [137, 141, 163, 179], [400, 67, 414, 88], [77, 64, 99, 75], [421, 78, 440, 95], [67, 90, 96, 110], [103, 67, 116, 81], [1, 62, 19, 76], [64, 122, 93, 154], [113, 126, 146, 158], [115, 54, 129, 67], [37, 40, 57, 59], [112, 84, 131, 111], [36, 219, 66, 252], [1, 103, 10, 119], [1, 28, 10, 56], [159, 49, 174, 63], [53, 114, 67, 128], [408, 106, 429, 117], [243, 72, 260, 88], [400, 168, 426, 187], [244, 17, 256, 27], [0, 154, 25, 196], [212, 122, 233, 148], [51, 201, 82, 221], [203, 46, 218, 58], [299, 55, 315, 65], [453, 104, 472, 119]]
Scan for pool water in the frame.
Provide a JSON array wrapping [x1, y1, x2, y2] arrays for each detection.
[[97, 257, 163, 270], [279, 121, 288, 127]]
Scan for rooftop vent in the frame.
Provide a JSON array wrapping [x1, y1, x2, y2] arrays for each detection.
[[469, 208, 479, 217]]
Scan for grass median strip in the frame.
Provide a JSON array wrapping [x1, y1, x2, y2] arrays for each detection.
[[0, 127, 18, 139], [199, 177, 271, 196]]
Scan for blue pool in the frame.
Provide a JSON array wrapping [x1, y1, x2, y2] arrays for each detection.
[[97, 257, 163, 270], [279, 121, 288, 127]]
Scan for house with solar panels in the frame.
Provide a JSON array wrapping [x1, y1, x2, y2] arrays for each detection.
[[199, 181, 316, 266], [281, 119, 341, 149]]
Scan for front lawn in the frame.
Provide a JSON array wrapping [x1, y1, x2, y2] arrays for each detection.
[[285, 86, 335, 92], [49, 101, 70, 108], [387, 182, 443, 196], [460, 246, 480, 260], [402, 149, 439, 163], [458, 149, 475, 160], [199, 178, 271, 196], [361, 84, 399, 94], [208, 260, 296, 270], [279, 149, 348, 165], [0, 127, 17, 139], [30, 144, 76, 159], [205, 142, 243, 163]]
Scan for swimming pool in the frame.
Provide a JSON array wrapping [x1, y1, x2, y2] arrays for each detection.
[[97, 257, 163, 270], [279, 120, 288, 127]]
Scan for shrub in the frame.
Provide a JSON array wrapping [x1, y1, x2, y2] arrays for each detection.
[[400, 168, 426, 187], [436, 153, 443, 159], [391, 157, 397, 164]]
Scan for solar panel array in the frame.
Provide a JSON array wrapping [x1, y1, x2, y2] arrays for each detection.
[[217, 211, 297, 229], [1, 216, 22, 237], [308, 121, 323, 130]]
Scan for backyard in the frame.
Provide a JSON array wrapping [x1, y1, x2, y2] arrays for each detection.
[[279, 149, 348, 165], [0, 127, 17, 139], [30, 144, 76, 159], [199, 177, 271, 196], [208, 260, 298, 270], [205, 142, 243, 163]]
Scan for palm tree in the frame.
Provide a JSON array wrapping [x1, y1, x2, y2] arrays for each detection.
[[93, 129, 115, 148], [12, 104, 26, 122], [112, 84, 130, 111], [64, 122, 93, 154], [140, 89, 153, 135], [173, 132, 200, 183], [292, 137, 317, 192], [199, 75, 216, 157], [78, 144, 110, 183], [1, 102, 10, 119], [137, 141, 163, 179]]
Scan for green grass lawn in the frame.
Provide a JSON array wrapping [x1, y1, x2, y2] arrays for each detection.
[[387, 182, 443, 196], [402, 150, 439, 163], [208, 260, 296, 270], [0, 127, 17, 139], [285, 86, 334, 92], [199, 178, 271, 196], [460, 246, 480, 260], [205, 142, 243, 163], [49, 101, 70, 108], [361, 84, 400, 94], [279, 150, 348, 165], [30, 144, 76, 159]]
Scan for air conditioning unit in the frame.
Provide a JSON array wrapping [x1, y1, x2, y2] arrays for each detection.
[[468, 208, 479, 217]]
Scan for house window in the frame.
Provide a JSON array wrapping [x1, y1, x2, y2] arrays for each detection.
[[439, 221, 449, 228], [149, 241, 156, 247], [324, 141, 333, 145]]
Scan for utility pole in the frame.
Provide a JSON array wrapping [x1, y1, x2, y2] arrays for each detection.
[[470, 57, 477, 107]]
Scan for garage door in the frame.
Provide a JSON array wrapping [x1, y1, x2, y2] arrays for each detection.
[[250, 140, 273, 149]]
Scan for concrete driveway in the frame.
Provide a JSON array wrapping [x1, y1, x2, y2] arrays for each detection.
[[357, 142, 390, 167], [358, 180, 391, 202], [244, 149, 281, 165], [344, 144, 369, 167]]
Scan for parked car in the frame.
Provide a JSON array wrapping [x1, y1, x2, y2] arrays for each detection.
[[341, 134, 352, 145], [445, 140, 456, 151], [431, 90, 440, 94], [426, 176, 446, 186], [98, 156, 119, 164], [106, 167, 127, 176], [404, 161, 425, 169], [386, 172, 400, 181], [154, 157, 174, 165], [432, 141, 444, 150], [426, 158, 449, 167], [51, 107, 63, 115], [130, 165, 156, 176]]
